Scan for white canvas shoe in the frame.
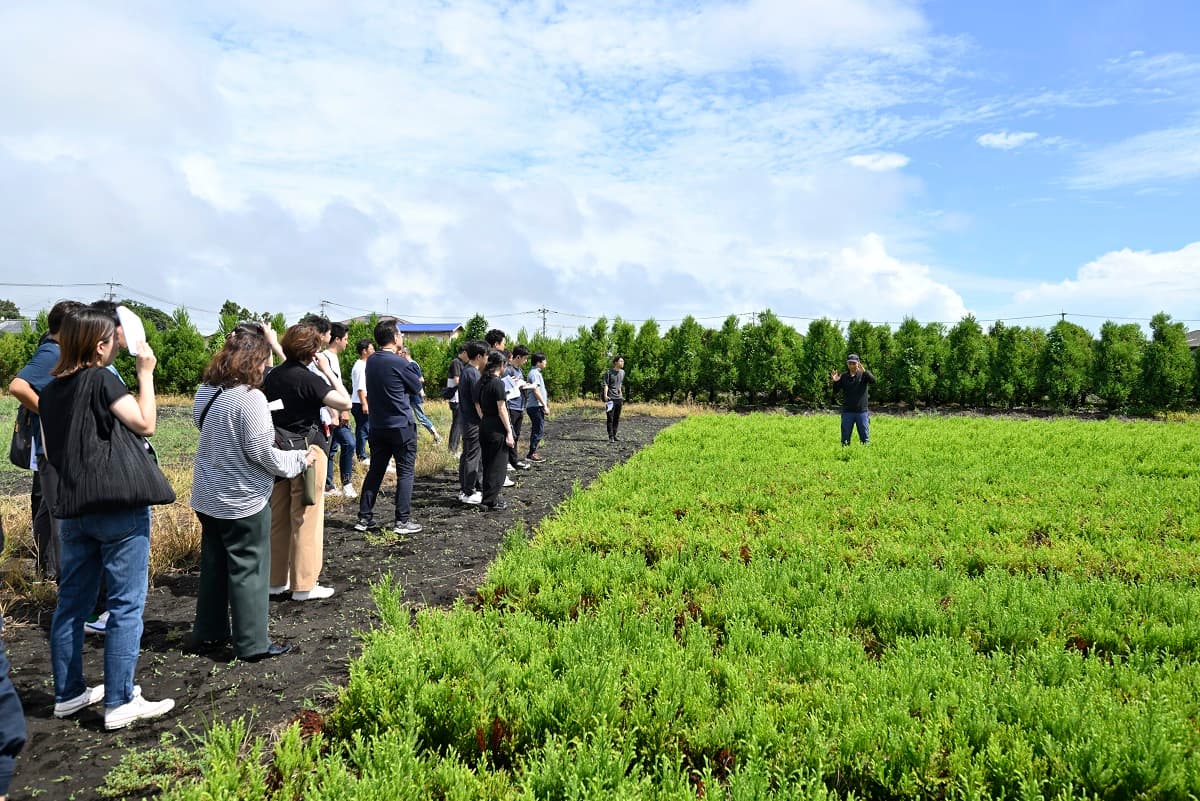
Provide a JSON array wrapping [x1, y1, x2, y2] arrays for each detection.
[[292, 584, 335, 601], [54, 684, 104, 718], [342, 483, 358, 498], [104, 687, 174, 730]]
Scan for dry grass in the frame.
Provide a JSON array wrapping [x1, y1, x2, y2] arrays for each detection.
[[559, 398, 718, 419]]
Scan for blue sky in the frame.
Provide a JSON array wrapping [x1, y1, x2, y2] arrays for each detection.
[[0, 0, 1197, 335]]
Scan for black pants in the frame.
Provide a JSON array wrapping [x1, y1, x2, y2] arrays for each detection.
[[194, 507, 271, 658], [359, 424, 418, 525], [526, 405, 545, 456], [507, 409, 525, 467], [448, 402, 462, 453], [480, 422, 509, 505], [458, 421, 482, 495], [32, 462, 61, 579], [606, 399, 624, 440]]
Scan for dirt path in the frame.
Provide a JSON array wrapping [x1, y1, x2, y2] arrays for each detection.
[[5, 409, 679, 799]]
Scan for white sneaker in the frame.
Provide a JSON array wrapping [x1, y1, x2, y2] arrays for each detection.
[[459, 491, 482, 505], [342, 483, 357, 498], [292, 584, 335, 601], [324, 487, 343, 498], [393, 521, 422, 535], [54, 684, 104, 718], [503, 477, 515, 488], [268, 583, 290, 595], [360, 457, 370, 467], [84, 611, 110, 636], [506, 463, 515, 471], [105, 687, 174, 730]]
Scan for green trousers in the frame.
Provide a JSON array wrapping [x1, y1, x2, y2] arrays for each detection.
[[193, 506, 271, 658]]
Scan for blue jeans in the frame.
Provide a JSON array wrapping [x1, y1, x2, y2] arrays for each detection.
[[409, 395, 437, 438], [351, 404, 370, 460], [358, 424, 417, 525], [841, 412, 870, 445], [52, 507, 150, 708], [325, 424, 356, 489]]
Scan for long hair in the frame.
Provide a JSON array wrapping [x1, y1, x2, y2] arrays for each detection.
[[281, 324, 323, 363], [53, 307, 115, 377], [203, 324, 271, 388]]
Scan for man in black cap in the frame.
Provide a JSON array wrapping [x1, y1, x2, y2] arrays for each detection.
[[830, 354, 876, 446]]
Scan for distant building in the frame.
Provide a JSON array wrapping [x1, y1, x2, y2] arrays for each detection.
[[0, 320, 33, 335], [337, 315, 464, 343], [1188, 330, 1200, 350]]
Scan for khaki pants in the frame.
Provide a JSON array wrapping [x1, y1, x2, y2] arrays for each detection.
[[268, 449, 326, 592]]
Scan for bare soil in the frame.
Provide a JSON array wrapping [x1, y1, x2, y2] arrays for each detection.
[[4, 409, 678, 800]]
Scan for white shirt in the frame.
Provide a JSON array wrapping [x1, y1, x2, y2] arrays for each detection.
[[350, 358, 367, 404]]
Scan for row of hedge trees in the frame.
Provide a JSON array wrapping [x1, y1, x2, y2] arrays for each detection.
[[1, 302, 1197, 414]]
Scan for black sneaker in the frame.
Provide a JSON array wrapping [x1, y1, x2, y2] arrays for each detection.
[[353, 518, 371, 532]]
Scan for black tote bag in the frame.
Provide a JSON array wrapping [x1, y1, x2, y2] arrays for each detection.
[[8, 406, 33, 469], [53, 368, 176, 518]]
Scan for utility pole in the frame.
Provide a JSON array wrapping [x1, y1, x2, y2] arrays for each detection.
[[105, 281, 118, 301], [320, 299, 329, 318], [1060, 310, 1066, 322], [538, 306, 549, 337]]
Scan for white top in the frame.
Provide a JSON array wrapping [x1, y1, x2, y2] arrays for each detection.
[[350, 359, 367, 403], [190, 384, 309, 519]]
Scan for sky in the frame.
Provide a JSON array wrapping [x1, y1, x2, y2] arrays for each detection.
[[1, 0, 1199, 336]]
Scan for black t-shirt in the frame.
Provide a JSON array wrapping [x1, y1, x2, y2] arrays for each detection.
[[834, 370, 876, 413], [478, 374, 508, 433], [262, 360, 331, 447], [458, 364, 482, 424], [39, 368, 130, 471]]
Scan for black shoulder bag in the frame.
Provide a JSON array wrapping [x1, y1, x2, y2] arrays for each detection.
[[53, 369, 176, 518], [8, 406, 34, 469]]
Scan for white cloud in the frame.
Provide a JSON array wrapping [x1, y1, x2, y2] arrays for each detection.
[[976, 131, 1039, 150], [1014, 242, 1200, 321], [1071, 122, 1200, 190], [846, 152, 910, 171]]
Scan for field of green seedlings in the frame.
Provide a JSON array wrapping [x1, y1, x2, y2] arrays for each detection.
[[168, 414, 1200, 800]]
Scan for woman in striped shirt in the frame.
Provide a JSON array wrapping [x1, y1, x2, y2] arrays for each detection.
[[189, 323, 317, 661]]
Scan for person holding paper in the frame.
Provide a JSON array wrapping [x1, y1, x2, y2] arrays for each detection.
[[503, 346, 531, 471], [602, 356, 626, 441]]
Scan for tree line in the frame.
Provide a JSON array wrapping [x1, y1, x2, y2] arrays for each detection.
[[2, 300, 1197, 414]]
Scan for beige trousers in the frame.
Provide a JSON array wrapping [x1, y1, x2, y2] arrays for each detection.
[[268, 448, 326, 592]]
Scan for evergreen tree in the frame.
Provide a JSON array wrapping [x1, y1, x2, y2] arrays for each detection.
[[527, 332, 583, 402], [796, 318, 843, 405], [610, 317, 636, 364], [661, 316, 703, 401], [0, 299, 21, 320], [699, 315, 741, 403], [945, 315, 989, 406], [1093, 322, 1146, 411], [576, 317, 610, 398], [891, 317, 937, 406], [628, 319, 665, 401], [1039, 320, 1094, 408], [158, 308, 208, 395], [462, 313, 489, 342], [1139, 312, 1194, 411]]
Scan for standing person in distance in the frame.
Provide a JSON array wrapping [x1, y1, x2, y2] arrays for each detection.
[[354, 319, 424, 535], [39, 306, 175, 729], [350, 338, 373, 466], [445, 343, 467, 457], [319, 323, 357, 498], [476, 350, 516, 511], [189, 323, 318, 661], [524, 352, 550, 462], [400, 346, 441, 444], [831, 354, 876, 446], [8, 299, 83, 580], [504, 346, 531, 471], [456, 340, 488, 504], [603, 356, 626, 441], [262, 324, 351, 601]]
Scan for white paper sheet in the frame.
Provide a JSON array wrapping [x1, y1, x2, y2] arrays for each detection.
[[116, 305, 147, 356]]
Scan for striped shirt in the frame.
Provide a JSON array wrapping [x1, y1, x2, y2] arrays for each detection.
[[190, 384, 309, 520]]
